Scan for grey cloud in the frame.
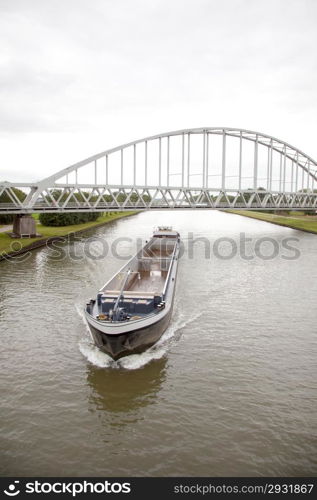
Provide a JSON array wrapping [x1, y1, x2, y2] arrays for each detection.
[[0, 62, 73, 94], [0, 0, 316, 174]]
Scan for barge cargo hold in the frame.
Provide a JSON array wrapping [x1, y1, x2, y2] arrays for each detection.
[[84, 227, 180, 360]]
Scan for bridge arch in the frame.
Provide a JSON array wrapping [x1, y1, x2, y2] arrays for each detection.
[[38, 127, 317, 190], [1, 127, 317, 213]]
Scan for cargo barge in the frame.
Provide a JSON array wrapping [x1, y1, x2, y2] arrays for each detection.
[[85, 227, 180, 360]]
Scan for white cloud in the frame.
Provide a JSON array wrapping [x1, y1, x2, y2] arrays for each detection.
[[0, 0, 316, 182]]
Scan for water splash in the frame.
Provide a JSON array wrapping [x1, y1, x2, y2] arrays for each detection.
[[79, 341, 115, 368], [76, 300, 203, 370]]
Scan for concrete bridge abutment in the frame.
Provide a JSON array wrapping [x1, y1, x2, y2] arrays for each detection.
[[12, 214, 38, 238]]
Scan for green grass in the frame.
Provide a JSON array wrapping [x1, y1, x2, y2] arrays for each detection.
[[227, 210, 317, 234], [0, 212, 136, 257]]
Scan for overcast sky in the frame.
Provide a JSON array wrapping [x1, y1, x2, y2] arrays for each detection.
[[0, 0, 316, 183]]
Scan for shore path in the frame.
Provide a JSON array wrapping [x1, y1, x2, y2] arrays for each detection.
[[0, 225, 12, 233]]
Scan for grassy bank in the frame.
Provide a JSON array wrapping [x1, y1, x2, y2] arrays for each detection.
[[226, 210, 317, 234], [0, 211, 136, 258]]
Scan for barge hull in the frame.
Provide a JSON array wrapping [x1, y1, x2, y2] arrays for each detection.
[[88, 307, 172, 360]]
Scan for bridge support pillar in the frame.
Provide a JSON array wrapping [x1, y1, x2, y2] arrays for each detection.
[[12, 215, 38, 238]]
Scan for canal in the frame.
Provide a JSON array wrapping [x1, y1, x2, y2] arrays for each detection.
[[0, 210, 316, 476]]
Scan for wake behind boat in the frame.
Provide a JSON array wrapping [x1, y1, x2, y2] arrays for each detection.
[[85, 227, 180, 360]]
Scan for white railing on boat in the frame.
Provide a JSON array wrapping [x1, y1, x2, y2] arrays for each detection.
[[162, 243, 178, 300], [103, 290, 155, 298]]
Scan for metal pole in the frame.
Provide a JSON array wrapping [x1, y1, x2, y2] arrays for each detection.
[[283, 146, 286, 193], [239, 131, 242, 191], [307, 161, 310, 191], [291, 161, 294, 193], [206, 132, 209, 189], [145, 141, 148, 186], [94, 160, 97, 185], [266, 146, 270, 190], [269, 140, 273, 191], [222, 130, 226, 190], [295, 152, 298, 192], [75, 169, 78, 185], [121, 149, 123, 185], [167, 136, 170, 187], [133, 144, 136, 187], [203, 130, 206, 189], [254, 135, 258, 190], [187, 133, 191, 188], [279, 153, 282, 193], [106, 155, 108, 185], [159, 137, 162, 187], [182, 133, 184, 188]]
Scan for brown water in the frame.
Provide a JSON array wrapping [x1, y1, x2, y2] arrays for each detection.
[[0, 211, 316, 476]]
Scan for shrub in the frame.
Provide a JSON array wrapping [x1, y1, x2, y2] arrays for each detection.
[[0, 214, 14, 224], [39, 212, 100, 227]]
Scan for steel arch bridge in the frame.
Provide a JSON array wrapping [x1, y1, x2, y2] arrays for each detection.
[[1, 127, 317, 214]]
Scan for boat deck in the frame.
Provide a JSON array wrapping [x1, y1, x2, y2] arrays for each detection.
[[99, 238, 176, 298], [141, 248, 172, 258], [88, 230, 179, 324], [126, 269, 168, 294]]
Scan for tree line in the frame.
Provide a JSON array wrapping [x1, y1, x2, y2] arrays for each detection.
[[0, 188, 151, 225]]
